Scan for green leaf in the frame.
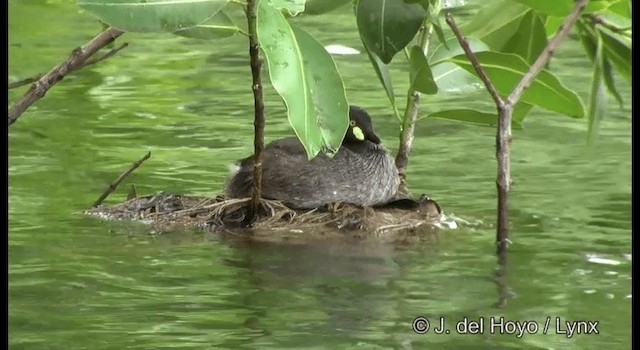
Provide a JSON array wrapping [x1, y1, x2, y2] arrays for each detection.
[[364, 45, 400, 120], [427, 109, 523, 129], [502, 10, 548, 64], [517, 0, 612, 17], [513, 102, 534, 124], [447, 51, 585, 118], [409, 46, 438, 94], [173, 8, 239, 39], [576, 20, 623, 108], [76, 0, 228, 33], [607, 0, 631, 18], [270, 0, 306, 16], [587, 33, 606, 143], [599, 29, 631, 83], [303, 0, 350, 14], [463, 0, 528, 41], [427, 7, 448, 49], [355, 0, 426, 64], [258, 0, 349, 159], [544, 16, 564, 37], [429, 37, 489, 92]]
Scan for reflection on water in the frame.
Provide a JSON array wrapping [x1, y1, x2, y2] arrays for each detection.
[[9, 0, 630, 349]]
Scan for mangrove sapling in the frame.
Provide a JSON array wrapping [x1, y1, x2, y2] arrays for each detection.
[[445, 0, 589, 258]]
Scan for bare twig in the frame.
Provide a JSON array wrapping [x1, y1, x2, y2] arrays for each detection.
[[246, 0, 265, 223], [92, 152, 151, 208], [588, 14, 632, 36], [445, 14, 504, 107], [8, 42, 128, 90], [9, 27, 124, 126], [445, 0, 589, 259], [507, 0, 588, 105]]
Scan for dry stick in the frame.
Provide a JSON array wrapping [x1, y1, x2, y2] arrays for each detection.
[[92, 152, 151, 208], [445, 0, 588, 258], [246, 0, 266, 223], [8, 43, 129, 90], [8, 27, 124, 126]]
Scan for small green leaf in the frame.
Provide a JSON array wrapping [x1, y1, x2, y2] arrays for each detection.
[[427, 7, 448, 49], [607, 0, 631, 18], [502, 10, 548, 64], [463, 0, 528, 40], [430, 37, 489, 92], [303, 0, 350, 14], [447, 51, 585, 118], [76, 0, 229, 33], [173, 9, 239, 39], [270, 0, 306, 16], [364, 44, 399, 120], [258, 0, 349, 159], [356, 0, 426, 64], [587, 32, 606, 143], [599, 29, 631, 83], [517, 0, 612, 17], [427, 108, 523, 129], [576, 20, 623, 108], [409, 46, 438, 95]]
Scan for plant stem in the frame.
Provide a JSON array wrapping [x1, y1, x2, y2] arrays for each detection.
[[246, 0, 265, 222], [394, 18, 433, 195]]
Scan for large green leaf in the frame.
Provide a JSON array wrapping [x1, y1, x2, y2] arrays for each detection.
[[587, 32, 606, 143], [173, 8, 239, 39], [427, 109, 523, 129], [77, 0, 228, 33], [355, 0, 426, 64], [599, 29, 631, 83], [304, 0, 350, 14], [258, 0, 349, 159], [409, 46, 438, 94], [271, 0, 306, 16], [429, 37, 489, 92], [364, 45, 399, 120], [502, 10, 547, 64], [447, 51, 585, 118]]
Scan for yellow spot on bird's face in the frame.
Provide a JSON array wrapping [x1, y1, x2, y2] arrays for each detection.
[[352, 126, 365, 141]]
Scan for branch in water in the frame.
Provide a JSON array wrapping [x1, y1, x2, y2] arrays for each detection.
[[92, 152, 151, 208], [8, 27, 125, 126]]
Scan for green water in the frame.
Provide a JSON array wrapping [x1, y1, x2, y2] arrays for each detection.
[[9, 1, 631, 349]]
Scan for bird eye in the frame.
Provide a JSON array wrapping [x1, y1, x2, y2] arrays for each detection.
[[349, 120, 356, 126]]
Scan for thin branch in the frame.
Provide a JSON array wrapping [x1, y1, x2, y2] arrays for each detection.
[[445, 13, 504, 107], [8, 42, 128, 90], [8, 27, 124, 126], [92, 152, 151, 208], [507, 0, 589, 105], [246, 0, 266, 222], [588, 14, 632, 36]]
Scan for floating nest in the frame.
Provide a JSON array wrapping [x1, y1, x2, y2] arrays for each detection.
[[85, 192, 444, 243]]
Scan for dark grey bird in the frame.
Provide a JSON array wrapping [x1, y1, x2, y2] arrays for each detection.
[[225, 106, 400, 209]]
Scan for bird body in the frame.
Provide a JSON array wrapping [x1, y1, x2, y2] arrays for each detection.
[[225, 106, 400, 209]]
